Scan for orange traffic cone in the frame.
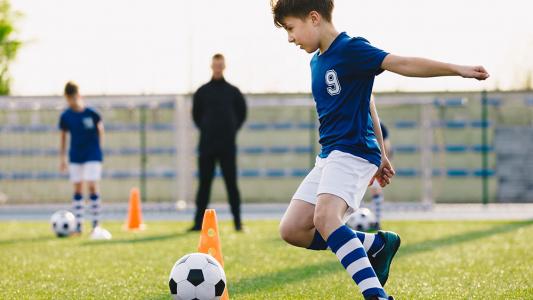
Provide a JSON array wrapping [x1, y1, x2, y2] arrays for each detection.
[[125, 187, 145, 231], [198, 209, 229, 300]]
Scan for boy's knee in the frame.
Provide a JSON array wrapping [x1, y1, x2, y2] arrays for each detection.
[[87, 182, 98, 194], [74, 183, 83, 194], [279, 220, 295, 244], [312, 208, 329, 235], [313, 202, 344, 238]]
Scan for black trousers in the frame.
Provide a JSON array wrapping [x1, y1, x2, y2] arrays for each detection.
[[193, 150, 242, 229]]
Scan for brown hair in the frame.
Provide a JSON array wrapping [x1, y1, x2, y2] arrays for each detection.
[[212, 53, 225, 60], [271, 0, 334, 28], [64, 81, 79, 96]]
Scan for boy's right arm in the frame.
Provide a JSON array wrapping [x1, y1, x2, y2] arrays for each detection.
[[59, 130, 67, 172]]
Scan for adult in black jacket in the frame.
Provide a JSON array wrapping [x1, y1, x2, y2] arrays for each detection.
[[190, 53, 247, 231]]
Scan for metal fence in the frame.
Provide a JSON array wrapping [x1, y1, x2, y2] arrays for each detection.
[[1, 91, 532, 205]]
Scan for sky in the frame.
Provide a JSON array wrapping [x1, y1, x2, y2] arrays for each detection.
[[8, 0, 533, 95]]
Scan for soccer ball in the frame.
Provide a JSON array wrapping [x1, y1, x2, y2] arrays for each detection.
[[50, 210, 76, 237], [169, 253, 226, 300], [346, 208, 377, 232]]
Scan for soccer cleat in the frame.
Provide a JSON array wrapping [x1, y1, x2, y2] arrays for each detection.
[[369, 230, 401, 286]]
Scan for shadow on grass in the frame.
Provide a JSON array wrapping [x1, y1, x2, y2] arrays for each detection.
[[0, 235, 56, 246], [81, 231, 191, 246], [231, 220, 533, 295]]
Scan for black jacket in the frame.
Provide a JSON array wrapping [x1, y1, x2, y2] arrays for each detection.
[[192, 78, 247, 154]]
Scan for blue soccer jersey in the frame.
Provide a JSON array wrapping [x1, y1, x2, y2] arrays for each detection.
[[310, 32, 389, 167], [59, 107, 103, 163]]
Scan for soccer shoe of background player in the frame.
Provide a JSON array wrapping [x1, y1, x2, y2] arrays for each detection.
[[187, 225, 201, 232], [89, 226, 112, 240], [369, 230, 401, 286]]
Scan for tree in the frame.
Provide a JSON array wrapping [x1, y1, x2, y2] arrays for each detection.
[[0, 0, 21, 95]]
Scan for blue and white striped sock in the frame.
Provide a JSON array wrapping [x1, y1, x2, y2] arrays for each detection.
[[356, 231, 385, 257], [72, 193, 84, 232], [373, 194, 383, 225], [308, 229, 385, 255], [89, 193, 101, 229], [327, 225, 388, 299], [308, 230, 329, 250]]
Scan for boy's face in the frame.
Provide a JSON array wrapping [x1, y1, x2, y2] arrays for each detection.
[[64, 94, 81, 109], [282, 14, 321, 53]]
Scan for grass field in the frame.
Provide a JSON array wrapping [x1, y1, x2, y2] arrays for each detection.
[[1, 219, 532, 299]]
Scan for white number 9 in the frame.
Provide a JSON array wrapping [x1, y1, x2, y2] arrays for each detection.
[[325, 69, 341, 96]]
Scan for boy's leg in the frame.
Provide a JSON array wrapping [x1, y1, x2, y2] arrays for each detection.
[[69, 163, 84, 233], [370, 183, 383, 229], [88, 181, 100, 229], [279, 199, 316, 248], [316, 151, 399, 288], [84, 162, 103, 230], [72, 183, 84, 233], [282, 157, 329, 250], [315, 194, 389, 299], [281, 153, 391, 254], [280, 200, 389, 254]]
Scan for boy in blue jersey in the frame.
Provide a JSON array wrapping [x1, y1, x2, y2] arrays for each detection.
[[59, 81, 105, 238], [271, 1, 489, 299]]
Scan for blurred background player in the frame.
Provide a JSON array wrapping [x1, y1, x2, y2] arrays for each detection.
[[370, 118, 392, 230], [190, 53, 247, 231], [59, 81, 105, 238]]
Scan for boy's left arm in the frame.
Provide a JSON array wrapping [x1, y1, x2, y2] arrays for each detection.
[[381, 54, 489, 80], [97, 121, 104, 148], [369, 96, 395, 187]]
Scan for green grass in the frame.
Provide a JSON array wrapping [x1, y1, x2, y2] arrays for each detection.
[[1, 220, 532, 299]]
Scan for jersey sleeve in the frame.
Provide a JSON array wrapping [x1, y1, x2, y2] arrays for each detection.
[[346, 37, 389, 77], [58, 113, 68, 131], [90, 108, 102, 124]]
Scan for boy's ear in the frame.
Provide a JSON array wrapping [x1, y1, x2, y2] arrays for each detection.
[[309, 11, 321, 25]]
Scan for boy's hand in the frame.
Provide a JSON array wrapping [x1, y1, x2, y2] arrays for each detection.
[[369, 156, 395, 188], [456, 65, 490, 81], [59, 160, 67, 172]]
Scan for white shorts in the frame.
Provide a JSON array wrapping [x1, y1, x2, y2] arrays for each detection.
[[68, 161, 102, 183], [292, 150, 378, 210]]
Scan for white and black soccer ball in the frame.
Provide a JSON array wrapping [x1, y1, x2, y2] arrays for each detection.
[[50, 210, 76, 237], [346, 208, 377, 232], [169, 253, 226, 300]]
